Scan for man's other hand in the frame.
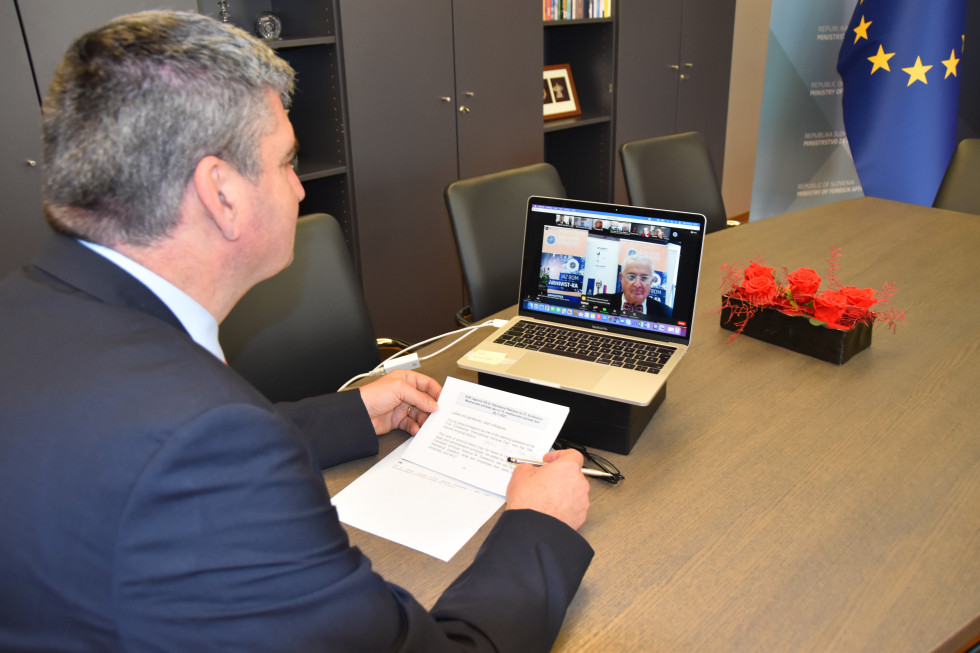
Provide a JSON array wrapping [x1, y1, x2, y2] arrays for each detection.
[[506, 449, 591, 530], [358, 369, 441, 436]]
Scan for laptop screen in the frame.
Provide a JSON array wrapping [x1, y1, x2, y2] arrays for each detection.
[[517, 196, 706, 345]]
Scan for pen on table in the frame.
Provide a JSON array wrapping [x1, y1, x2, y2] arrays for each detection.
[[506, 456, 619, 480]]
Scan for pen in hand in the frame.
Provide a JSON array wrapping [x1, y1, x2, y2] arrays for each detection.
[[506, 456, 620, 480]]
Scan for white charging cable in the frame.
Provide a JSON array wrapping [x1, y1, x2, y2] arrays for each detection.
[[337, 318, 508, 391]]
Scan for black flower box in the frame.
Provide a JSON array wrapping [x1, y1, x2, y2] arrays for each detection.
[[720, 295, 873, 365]]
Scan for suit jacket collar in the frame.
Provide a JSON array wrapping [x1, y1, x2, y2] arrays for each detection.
[[31, 233, 187, 335]]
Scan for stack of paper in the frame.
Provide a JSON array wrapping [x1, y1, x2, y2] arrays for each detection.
[[331, 377, 569, 561]]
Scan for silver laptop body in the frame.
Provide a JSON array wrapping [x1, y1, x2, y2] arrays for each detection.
[[458, 196, 706, 406]]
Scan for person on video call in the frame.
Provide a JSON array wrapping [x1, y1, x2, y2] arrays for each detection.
[[591, 253, 672, 320], [0, 11, 593, 651]]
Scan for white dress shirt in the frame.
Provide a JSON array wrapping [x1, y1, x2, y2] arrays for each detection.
[[79, 240, 226, 362]]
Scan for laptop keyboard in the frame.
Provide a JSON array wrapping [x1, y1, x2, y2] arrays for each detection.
[[494, 320, 676, 374]]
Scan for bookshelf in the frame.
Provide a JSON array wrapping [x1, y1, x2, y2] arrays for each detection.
[[544, 10, 617, 202], [196, 0, 358, 267], [542, 0, 613, 20]]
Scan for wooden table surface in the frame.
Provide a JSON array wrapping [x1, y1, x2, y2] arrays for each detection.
[[323, 197, 980, 652]]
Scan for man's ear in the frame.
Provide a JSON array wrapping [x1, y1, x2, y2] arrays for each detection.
[[192, 156, 240, 241]]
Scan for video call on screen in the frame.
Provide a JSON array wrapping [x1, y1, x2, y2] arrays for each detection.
[[522, 204, 703, 338]]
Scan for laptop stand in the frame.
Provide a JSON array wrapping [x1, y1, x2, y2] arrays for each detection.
[[476, 373, 665, 455]]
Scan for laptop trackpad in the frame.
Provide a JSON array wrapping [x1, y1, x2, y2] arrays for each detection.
[[507, 356, 606, 390]]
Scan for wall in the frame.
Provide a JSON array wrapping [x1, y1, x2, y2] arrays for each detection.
[[721, 0, 771, 219]]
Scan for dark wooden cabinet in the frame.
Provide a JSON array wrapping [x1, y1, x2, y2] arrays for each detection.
[[21, 0, 197, 98], [0, 0, 46, 278], [338, 0, 542, 342], [452, 2, 544, 180], [674, 0, 736, 176], [1, 0, 198, 278], [613, 0, 736, 203]]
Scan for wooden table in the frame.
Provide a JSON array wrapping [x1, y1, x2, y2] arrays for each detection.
[[323, 197, 980, 652]]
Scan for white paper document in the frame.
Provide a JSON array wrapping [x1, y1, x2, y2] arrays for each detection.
[[331, 377, 569, 561]]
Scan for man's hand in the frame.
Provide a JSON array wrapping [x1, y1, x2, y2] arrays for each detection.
[[506, 449, 591, 530], [357, 369, 441, 436]]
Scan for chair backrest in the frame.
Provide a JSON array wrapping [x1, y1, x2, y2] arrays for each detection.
[[932, 138, 980, 214], [619, 131, 728, 234], [444, 162, 565, 322], [220, 213, 380, 402]]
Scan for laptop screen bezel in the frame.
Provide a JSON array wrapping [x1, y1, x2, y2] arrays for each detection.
[[516, 195, 706, 346]]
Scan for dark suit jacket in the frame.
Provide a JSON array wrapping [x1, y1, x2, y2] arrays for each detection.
[[0, 235, 593, 652], [590, 291, 673, 321]]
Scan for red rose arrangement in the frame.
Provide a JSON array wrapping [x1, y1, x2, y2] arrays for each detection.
[[720, 247, 903, 342]]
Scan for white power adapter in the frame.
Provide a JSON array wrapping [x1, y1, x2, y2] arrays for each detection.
[[382, 352, 421, 373], [338, 319, 506, 390]]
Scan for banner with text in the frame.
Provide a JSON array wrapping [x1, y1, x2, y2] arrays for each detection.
[[750, 1, 863, 221]]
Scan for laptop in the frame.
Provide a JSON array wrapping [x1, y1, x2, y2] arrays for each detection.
[[457, 195, 706, 406]]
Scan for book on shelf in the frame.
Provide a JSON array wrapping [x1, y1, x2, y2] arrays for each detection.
[[543, 0, 612, 21]]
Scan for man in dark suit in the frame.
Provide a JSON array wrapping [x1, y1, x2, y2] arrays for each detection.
[[589, 253, 673, 320], [0, 11, 592, 651]]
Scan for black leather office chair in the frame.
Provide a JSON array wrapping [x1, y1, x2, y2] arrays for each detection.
[[619, 131, 732, 234], [444, 162, 566, 325], [221, 213, 403, 402], [932, 138, 980, 214]]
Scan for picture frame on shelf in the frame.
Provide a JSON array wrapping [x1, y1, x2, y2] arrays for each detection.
[[543, 64, 581, 120]]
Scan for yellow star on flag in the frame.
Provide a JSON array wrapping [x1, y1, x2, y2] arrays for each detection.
[[867, 45, 896, 74], [902, 56, 932, 86], [853, 15, 872, 43], [942, 49, 960, 78]]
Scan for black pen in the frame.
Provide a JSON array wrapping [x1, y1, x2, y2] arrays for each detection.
[[506, 456, 619, 480]]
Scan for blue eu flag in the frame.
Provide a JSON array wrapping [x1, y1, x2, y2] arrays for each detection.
[[837, 0, 967, 206]]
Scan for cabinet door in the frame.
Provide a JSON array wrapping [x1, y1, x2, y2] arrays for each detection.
[[452, 0, 542, 179], [675, 0, 736, 184], [339, 1, 461, 342], [19, 0, 198, 97], [613, 0, 683, 203], [613, 0, 734, 203], [0, 0, 46, 278]]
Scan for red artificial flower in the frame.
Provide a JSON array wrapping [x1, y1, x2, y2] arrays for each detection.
[[743, 262, 775, 281], [840, 285, 878, 322], [720, 248, 903, 343], [812, 290, 848, 324], [787, 267, 821, 303], [739, 274, 779, 304], [840, 286, 877, 309]]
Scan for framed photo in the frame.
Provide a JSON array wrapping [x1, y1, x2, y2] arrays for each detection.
[[543, 64, 581, 120]]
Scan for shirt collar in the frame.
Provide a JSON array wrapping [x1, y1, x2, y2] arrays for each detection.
[[78, 239, 226, 362]]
